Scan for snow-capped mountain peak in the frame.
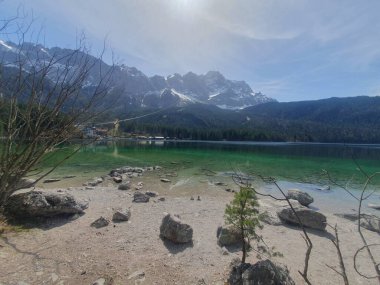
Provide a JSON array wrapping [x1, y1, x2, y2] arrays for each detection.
[[0, 39, 276, 109]]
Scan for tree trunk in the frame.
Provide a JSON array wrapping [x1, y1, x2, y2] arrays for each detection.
[[241, 226, 246, 263], [242, 242, 246, 263]]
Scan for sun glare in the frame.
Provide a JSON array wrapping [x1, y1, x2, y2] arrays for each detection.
[[171, 0, 203, 13]]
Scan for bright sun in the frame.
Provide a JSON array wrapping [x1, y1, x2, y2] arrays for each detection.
[[176, 0, 192, 7], [172, 0, 203, 11]]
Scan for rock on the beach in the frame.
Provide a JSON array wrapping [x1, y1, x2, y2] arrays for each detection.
[[145, 191, 158, 197], [335, 213, 380, 233], [334, 213, 358, 221], [220, 246, 229, 255], [133, 191, 150, 203], [92, 278, 106, 285], [360, 214, 380, 233], [92, 276, 113, 285], [368, 203, 380, 210], [113, 177, 122, 183], [87, 177, 103, 187], [277, 206, 327, 231], [217, 225, 241, 246], [127, 270, 145, 281], [316, 185, 330, 191], [5, 191, 86, 218], [287, 189, 314, 207], [228, 259, 295, 285], [133, 167, 145, 173], [110, 168, 122, 177], [43, 178, 61, 183], [160, 213, 193, 243], [78, 200, 89, 210], [13, 178, 36, 190], [90, 217, 109, 228], [118, 182, 131, 190], [260, 211, 283, 226], [112, 210, 131, 222]]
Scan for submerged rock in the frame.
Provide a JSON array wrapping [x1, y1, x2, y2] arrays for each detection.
[[5, 191, 86, 218], [160, 213, 193, 243], [286, 189, 314, 207]]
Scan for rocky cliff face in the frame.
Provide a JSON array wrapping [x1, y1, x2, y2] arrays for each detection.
[[0, 40, 276, 109]]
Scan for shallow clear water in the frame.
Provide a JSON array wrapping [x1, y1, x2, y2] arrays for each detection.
[[44, 140, 380, 184], [39, 140, 380, 213]]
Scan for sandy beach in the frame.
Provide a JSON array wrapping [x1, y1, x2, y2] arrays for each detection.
[[0, 168, 379, 285]]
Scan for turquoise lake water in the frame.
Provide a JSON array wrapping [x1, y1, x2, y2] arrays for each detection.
[[38, 140, 380, 213]]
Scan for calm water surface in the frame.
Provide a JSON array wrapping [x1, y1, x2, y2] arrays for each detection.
[[44, 140, 380, 186], [41, 140, 380, 213]]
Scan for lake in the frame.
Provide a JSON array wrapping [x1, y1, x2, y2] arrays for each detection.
[[42, 140, 380, 187], [39, 140, 380, 213]]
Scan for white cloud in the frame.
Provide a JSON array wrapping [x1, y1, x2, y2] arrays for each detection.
[[3, 0, 380, 100]]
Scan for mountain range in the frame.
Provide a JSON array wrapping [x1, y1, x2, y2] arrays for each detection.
[[1, 39, 380, 143], [0, 40, 275, 110]]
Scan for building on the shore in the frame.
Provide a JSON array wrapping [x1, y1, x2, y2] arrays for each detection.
[[82, 126, 110, 138]]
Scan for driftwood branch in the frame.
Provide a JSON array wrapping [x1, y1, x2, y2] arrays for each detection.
[[317, 158, 380, 284], [326, 224, 349, 285]]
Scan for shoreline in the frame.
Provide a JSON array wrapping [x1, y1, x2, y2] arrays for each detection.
[[1, 168, 379, 284], [37, 165, 380, 216]]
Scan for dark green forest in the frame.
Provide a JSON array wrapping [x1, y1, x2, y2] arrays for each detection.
[[115, 97, 380, 143]]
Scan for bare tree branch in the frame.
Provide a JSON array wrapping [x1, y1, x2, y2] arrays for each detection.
[[0, 16, 115, 210]]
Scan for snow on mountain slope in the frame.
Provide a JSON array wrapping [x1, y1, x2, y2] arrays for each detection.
[[0, 40, 14, 50], [171, 89, 196, 103], [0, 40, 276, 109]]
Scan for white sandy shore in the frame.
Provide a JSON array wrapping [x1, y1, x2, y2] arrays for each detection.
[[0, 171, 379, 285]]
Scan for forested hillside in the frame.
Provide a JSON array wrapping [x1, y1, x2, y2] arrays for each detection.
[[118, 96, 380, 143]]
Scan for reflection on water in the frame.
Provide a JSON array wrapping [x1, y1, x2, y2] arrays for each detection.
[[112, 142, 118, 158], [90, 139, 380, 161], [43, 140, 380, 191]]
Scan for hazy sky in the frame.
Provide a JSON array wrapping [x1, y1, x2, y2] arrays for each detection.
[[1, 0, 380, 102]]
